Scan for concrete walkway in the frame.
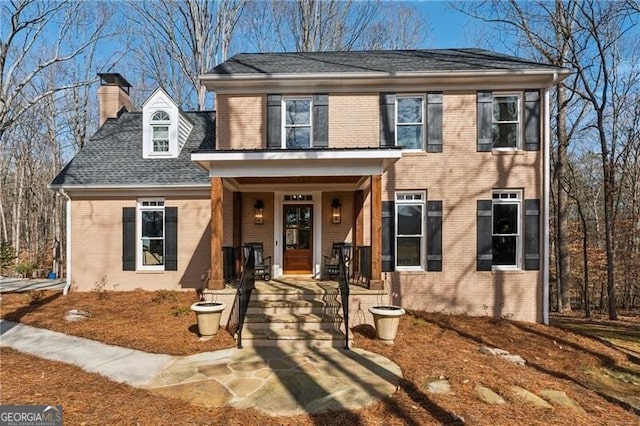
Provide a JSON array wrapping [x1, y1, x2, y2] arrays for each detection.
[[0, 320, 402, 416], [0, 278, 66, 293]]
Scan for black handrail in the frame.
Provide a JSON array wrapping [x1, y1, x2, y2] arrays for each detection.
[[237, 246, 255, 349], [337, 247, 350, 350]]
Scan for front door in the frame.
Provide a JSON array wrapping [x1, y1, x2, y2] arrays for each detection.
[[283, 204, 313, 273]]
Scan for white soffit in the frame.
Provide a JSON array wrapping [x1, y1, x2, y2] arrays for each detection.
[[191, 150, 403, 178]]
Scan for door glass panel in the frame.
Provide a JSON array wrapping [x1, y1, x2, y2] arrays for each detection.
[[284, 206, 312, 250]]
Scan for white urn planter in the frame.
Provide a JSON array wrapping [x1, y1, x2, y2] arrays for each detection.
[[191, 302, 226, 339], [368, 305, 406, 344]]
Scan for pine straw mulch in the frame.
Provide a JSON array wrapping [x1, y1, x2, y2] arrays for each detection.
[[1, 290, 639, 425], [0, 290, 236, 355]]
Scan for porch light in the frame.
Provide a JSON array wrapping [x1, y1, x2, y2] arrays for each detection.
[[254, 199, 265, 224], [331, 198, 342, 224]]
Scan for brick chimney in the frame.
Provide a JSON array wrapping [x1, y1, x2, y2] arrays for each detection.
[[97, 73, 133, 127]]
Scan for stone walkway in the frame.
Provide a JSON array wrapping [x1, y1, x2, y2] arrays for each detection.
[[147, 346, 402, 416], [0, 320, 402, 416]]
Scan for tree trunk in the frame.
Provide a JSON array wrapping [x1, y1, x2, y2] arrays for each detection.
[[556, 84, 572, 312]]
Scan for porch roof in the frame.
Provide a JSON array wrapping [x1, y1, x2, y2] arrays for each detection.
[[191, 148, 402, 178]]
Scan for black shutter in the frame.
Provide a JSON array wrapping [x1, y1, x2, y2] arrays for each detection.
[[165, 207, 178, 271], [122, 207, 136, 271], [382, 200, 395, 272], [477, 91, 493, 152], [524, 199, 540, 270], [266, 94, 282, 149], [380, 93, 395, 147], [524, 90, 541, 151], [427, 92, 443, 153], [426, 200, 443, 271], [477, 200, 493, 271], [313, 94, 328, 148]]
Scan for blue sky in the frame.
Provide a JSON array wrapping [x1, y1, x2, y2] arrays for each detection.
[[409, 1, 480, 49]]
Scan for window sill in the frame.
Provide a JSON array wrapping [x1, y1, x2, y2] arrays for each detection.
[[395, 268, 426, 273], [492, 149, 524, 156], [491, 267, 525, 274], [136, 269, 165, 274]]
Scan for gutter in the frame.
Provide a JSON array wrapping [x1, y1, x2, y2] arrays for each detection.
[[543, 88, 551, 325], [58, 188, 72, 295]]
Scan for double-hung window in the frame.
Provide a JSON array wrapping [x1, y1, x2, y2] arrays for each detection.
[[396, 96, 424, 149], [492, 190, 521, 269], [150, 111, 170, 153], [395, 192, 425, 269], [139, 199, 165, 269], [283, 98, 312, 148], [492, 95, 520, 149]]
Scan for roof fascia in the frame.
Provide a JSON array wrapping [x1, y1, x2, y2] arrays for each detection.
[[201, 69, 572, 94], [49, 183, 210, 198]]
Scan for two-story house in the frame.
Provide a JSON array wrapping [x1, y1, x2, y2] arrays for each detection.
[[51, 50, 569, 339]]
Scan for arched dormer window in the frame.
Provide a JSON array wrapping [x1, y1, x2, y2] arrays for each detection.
[[151, 111, 170, 153]]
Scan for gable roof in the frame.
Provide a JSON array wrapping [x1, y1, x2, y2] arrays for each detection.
[[51, 111, 215, 188], [209, 48, 565, 76]]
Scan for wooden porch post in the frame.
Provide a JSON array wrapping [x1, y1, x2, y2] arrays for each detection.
[[370, 175, 383, 290], [209, 176, 224, 289], [233, 191, 242, 277]]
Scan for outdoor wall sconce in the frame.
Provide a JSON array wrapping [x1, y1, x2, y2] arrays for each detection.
[[254, 199, 264, 224], [331, 198, 342, 224]]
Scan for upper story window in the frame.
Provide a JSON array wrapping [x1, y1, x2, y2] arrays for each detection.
[[396, 96, 424, 149], [492, 94, 520, 149], [492, 190, 522, 269], [395, 191, 426, 270], [283, 98, 312, 149], [150, 111, 171, 153]]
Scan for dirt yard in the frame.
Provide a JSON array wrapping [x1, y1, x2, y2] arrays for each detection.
[[1, 290, 638, 425]]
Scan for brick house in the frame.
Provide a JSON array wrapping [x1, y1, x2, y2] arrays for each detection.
[[51, 49, 569, 335]]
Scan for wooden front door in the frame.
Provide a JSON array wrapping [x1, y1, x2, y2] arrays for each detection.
[[283, 204, 313, 273]]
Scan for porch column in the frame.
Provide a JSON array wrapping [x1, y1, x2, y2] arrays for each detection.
[[370, 175, 383, 290], [209, 176, 224, 289], [233, 191, 242, 277]]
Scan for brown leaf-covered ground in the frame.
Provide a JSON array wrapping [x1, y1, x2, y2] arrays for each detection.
[[1, 290, 638, 425]]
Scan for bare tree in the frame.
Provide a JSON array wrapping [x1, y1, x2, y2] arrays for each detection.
[[239, 0, 428, 53], [127, 0, 245, 110]]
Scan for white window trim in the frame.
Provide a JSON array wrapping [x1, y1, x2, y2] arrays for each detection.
[[137, 198, 165, 271], [491, 190, 522, 271], [395, 94, 425, 151], [492, 93, 522, 151], [150, 110, 172, 155], [282, 97, 313, 149], [395, 191, 426, 271]]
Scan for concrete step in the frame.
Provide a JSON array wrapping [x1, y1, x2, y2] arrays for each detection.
[[246, 299, 342, 316], [243, 312, 344, 331], [237, 328, 352, 349]]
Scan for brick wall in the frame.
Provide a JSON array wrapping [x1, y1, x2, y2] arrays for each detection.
[[70, 197, 210, 291]]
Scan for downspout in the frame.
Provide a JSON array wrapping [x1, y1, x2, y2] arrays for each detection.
[[543, 87, 551, 325], [58, 188, 72, 295]]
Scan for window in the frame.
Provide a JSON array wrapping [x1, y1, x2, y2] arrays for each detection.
[[396, 96, 424, 149], [492, 95, 520, 149], [150, 111, 170, 153], [395, 192, 425, 269], [283, 98, 312, 148], [492, 191, 521, 268], [139, 199, 165, 269]]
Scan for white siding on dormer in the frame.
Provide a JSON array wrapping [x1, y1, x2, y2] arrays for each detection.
[[178, 114, 194, 151], [141, 87, 192, 159]]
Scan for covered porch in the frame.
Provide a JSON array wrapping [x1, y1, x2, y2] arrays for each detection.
[[191, 148, 402, 291]]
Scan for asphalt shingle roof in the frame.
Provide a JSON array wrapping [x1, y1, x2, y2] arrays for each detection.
[[51, 111, 215, 187], [210, 48, 563, 75]]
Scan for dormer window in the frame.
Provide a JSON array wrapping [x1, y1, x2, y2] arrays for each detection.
[[151, 111, 170, 153]]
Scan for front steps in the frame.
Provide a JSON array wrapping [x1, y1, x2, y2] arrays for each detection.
[[237, 279, 353, 349]]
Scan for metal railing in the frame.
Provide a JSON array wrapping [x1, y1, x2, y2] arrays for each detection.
[[337, 247, 350, 350], [236, 246, 255, 349]]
